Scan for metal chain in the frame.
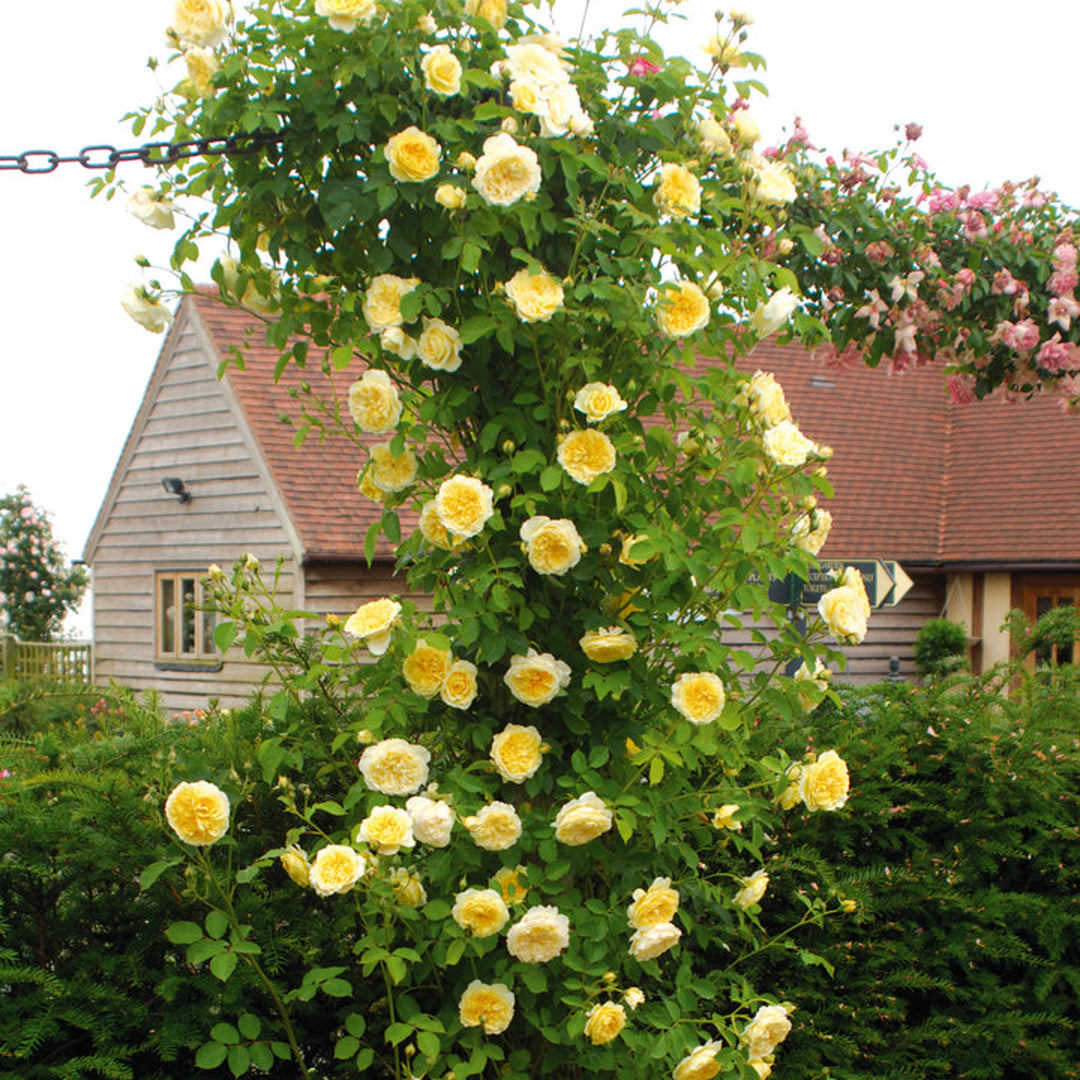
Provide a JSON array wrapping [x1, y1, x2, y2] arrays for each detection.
[[0, 132, 284, 174]]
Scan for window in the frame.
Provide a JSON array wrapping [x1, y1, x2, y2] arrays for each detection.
[[1018, 577, 1080, 668], [155, 571, 219, 668]]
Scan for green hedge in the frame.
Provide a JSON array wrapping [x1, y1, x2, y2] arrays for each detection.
[[744, 670, 1080, 1079]]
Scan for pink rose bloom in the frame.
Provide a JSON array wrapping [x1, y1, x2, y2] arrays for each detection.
[[965, 189, 1000, 211], [1002, 318, 1040, 352], [629, 56, 660, 76], [962, 210, 988, 239], [1049, 269, 1080, 297], [1036, 334, 1076, 373], [946, 373, 978, 405], [956, 268, 976, 290], [1048, 295, 1080, 331], [1053, 243, 1078, 270], [991, 269, 1021, 296]]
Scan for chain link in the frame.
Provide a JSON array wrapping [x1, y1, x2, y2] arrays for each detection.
[[0, 132, 284, 174]]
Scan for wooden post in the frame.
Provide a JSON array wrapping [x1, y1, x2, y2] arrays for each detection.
[[1, 634, 11, 681]]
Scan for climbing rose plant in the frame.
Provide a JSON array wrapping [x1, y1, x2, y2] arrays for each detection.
[[0, 486, 88, 641], [120, 1, 882, 1077]]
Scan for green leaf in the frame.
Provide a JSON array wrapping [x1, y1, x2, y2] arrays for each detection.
[[323, 978, 353, 997], [214, 620, 239, 652], [460, 315, 496, 344], [227, 1044, 251, 1078], [355, 1048, 375, 1071], [335, 1035, 361, 1060], [237, 1013, 261, 1040], [195, 1042, 228, 1070], [385, 1022, 414, 1046], [165, 921, 203, 945], [250, 1042, 274, 1071], [186, 938, 226, 964], [345, 1013, 367, 1038], [417, 1029, 441, 1060], [649, 755, 665, 785], [205, 910, 230, 940], [210, 950, 238, 983], [139, 858, 179, 891], [211, 1023, 240, 1045]]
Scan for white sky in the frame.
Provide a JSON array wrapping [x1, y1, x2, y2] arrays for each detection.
[[1, 0, 1076, 635]]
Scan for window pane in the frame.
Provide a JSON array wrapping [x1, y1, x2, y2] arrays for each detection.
[[1058, 597, 1074, 665], [160, 579, 175, 654], [202, 603, 216, 656], [181, 578, 196, 654]]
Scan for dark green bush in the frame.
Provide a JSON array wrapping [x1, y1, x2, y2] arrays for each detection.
[[743, 668, 1080, 1079], [913, 617, 970, 678]]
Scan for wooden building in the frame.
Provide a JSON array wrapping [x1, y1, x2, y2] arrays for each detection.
[[84, 298, 1080, 708]]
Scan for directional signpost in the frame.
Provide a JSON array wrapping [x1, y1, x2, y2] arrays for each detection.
[[750, 559, 915, 610]]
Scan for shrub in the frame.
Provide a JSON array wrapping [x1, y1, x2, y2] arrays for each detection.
[[742, 673, 1080, 1079], [913, 617, 970, 678]]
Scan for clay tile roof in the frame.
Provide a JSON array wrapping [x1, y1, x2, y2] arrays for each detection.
[[193, 294, 404, 561], [743, 341, 1080, 567], [192, 294, 1080, 569]]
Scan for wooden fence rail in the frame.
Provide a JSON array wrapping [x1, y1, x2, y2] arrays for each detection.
[[1, 635, 94, 683]]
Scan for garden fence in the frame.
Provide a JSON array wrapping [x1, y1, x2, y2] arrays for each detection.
[[1, 634, 94, 683]]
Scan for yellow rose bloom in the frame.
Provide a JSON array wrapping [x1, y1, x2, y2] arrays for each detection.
[[344, 597, 401, 655], [553, 791, 613, 846], [472, 132, 542, 207], [749, 1060, 772, 1079], [362, 274, 420, 331], [280, 844, 311, 888], [389, 867, 427, 908], [490, 723, 544, 783], [654, 162, 701, 219], [779, 762, 803, 810], [506, 905, 570, 963], [369, 442, 418, 493], [452, 887, 511, 937], [435, 183, 468, 211], [510, 78, 544, 114], [419, 500, 465, 551], [623, 987, 646, 1010], [673, 1041, 723, 1080], [504, 648, 571, 707], [357, 466, 385, 502], [745, 370, 791, 428], [671, 672, 726, 725], [464, 0, 508, 28], [734, 868, 769, 910], [440, 659, 479, 709], [799, 748, 850, 811], [358, 738, 431, 795], [627, 877, 680, 929], [348, 369, 402, 434], [379, 326, 418, 360], [459, 980, 515, 1035], [402, 639, 453, 697], [456, 150, 477, 171], [732, 109, 761, 145], [171, 0, 230, 46], [584, 1002, 627, 1045], [840, 898, 858, 914], [434, 474, 495, 538], [357, 805, 416, 855], [791, 506, 833, 556], [308, 844, 365, 897], [579, 627, 637, 663], [384, 126, 442, 183], [750, 285, 799, 338], [164, 780, 230, 846], [742, 1004, 792, 1060], [712, 803, 743, 832], [463, 801, 522, 851], [406, 794, 455, 847], [793, 657, 831, 711], [753, 158, 798, 205], [520, 515, 586, 575], [656, 281, 710, 339], [420, 44, 462, 96], [121, 286, 173, 333], [417, 317, 463, 372], [818, 568, 870, 645], [314, 0, 377, 31], [504, 267, 565, 322], [182, 46, 219, 97], [697, 114, 733, 156], [494, 864, 529, 905], [557, 429, 616, 485], [762, 419, 818, 468], [573, 382, 627, 423], [628, 921, 681, 962]]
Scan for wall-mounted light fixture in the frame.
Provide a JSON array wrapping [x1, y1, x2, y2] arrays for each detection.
[[161, 477, 192, 504]]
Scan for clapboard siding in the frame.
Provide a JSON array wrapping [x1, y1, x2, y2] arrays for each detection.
[[720, 575, 944, 686], [87, 303, 302, 712], [303, 561, 428, 619]]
